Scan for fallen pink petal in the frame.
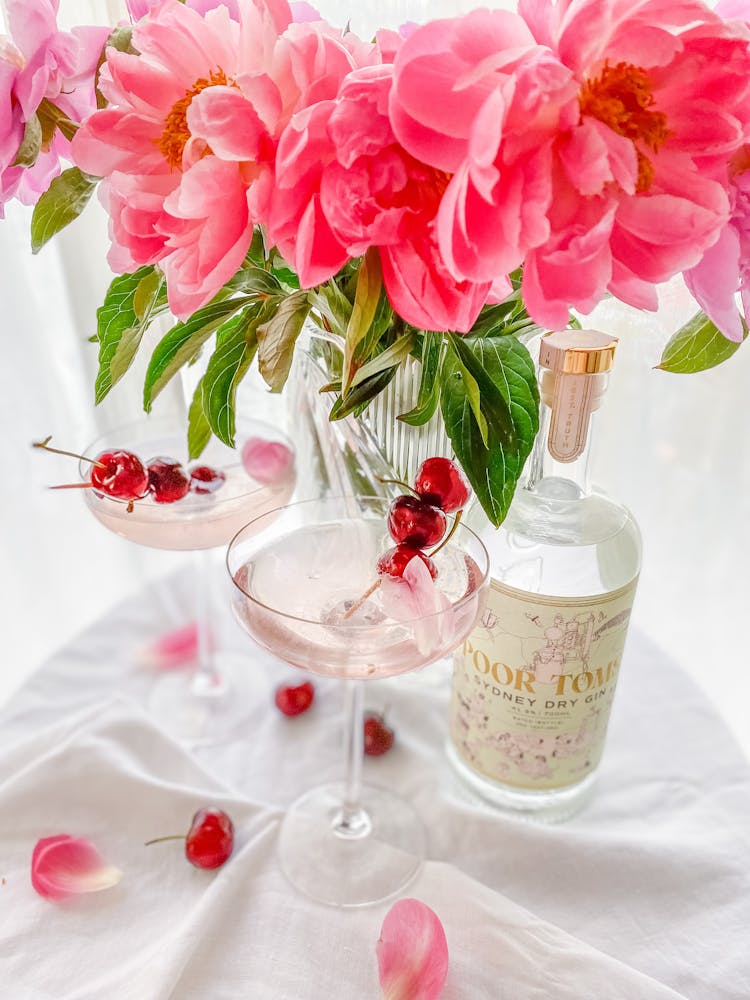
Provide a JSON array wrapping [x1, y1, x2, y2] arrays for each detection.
[[31, 835, 122, 901], [377, 898, 449, 1000], [138, 622, 207, 671], [241, 437, 294, 484]]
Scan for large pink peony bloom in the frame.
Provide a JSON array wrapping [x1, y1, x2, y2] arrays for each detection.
[[0, 0, 107, 215], [684, 0, 750, 342], [268, 64, 493, 332], [391, 1, 750, 329], [73, 0, 372, 318]]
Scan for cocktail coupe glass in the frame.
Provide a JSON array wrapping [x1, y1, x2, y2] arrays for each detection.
[[79, 414, 296, 744], [227, 495, 489, 906]]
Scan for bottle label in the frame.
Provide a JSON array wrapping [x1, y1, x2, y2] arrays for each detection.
[[450, 577, 638, 791]]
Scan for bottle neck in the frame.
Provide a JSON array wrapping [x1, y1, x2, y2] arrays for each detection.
[[525, 371, 608, 501]]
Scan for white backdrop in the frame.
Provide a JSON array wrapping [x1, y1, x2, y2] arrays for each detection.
[[0, 0, 748, 758]]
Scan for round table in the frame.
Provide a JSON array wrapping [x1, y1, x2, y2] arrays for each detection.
[[1, 560, 748, 999]]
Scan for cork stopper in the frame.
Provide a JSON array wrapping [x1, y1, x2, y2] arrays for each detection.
[[538, 330, 618, 463]]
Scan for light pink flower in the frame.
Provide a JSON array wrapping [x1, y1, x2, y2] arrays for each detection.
[[31, 834, 122, 901], [73, 0, 371, 319], [377, 898, 449, 1000], [517, 0, 750, 327], [0, 1, 107, 214], [269, 64, 492, 332]]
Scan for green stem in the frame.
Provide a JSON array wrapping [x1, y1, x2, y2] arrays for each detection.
[[429, 510, 463, 559], [144, 835, 186, 847]]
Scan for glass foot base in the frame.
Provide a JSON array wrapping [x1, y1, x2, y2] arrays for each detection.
[[279, 782, 425, 907], [147, 654, 269, 746]]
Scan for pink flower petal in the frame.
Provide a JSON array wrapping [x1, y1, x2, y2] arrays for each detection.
[[241, 437, 294, 484], [31, 835, 122, 901], [138, 622, 208, 670], [377, 898, 449, 1000], [380, 556, 454, 657]]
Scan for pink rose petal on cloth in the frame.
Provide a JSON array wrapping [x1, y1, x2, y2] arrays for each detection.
[[31, 835, 122, 901], [138, 622, 208, 670], [377, 898, 449, 1000], [241, 437, 294, 484]]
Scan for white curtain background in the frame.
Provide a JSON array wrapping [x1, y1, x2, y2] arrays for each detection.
[[1, 1, 748, 757]]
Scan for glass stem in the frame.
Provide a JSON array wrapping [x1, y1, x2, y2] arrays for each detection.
[[190, 549, 223, 697], [334, 680, 371, 839]]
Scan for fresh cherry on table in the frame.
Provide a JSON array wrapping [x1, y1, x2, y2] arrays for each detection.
[[275, 681, 315, 717], [414, 457, 471, 514], [147, 457, 190, 503], [364, 714, 395, 756], [90, 450, 150, 502], [189, 464, 226, 495], [144, 807, 234, 870], [377, 543, 437, 581], [387, 495, 446, 548]]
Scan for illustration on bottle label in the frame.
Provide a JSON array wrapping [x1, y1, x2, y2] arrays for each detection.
[[450, 577, 638, 791]]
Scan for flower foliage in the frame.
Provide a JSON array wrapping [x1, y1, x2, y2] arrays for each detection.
[[3, 0, 750, 522]]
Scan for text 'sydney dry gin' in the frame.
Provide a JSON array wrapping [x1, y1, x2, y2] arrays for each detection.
[[448, 330, 642, 821]]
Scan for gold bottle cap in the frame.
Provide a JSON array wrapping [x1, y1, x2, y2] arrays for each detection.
[[539, 330, 618, 375]]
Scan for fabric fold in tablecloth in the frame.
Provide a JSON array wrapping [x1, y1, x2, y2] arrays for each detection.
[[0, 699, 689, 1000]]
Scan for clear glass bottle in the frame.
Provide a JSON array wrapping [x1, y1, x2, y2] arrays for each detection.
[[447, 330, 642, 821]]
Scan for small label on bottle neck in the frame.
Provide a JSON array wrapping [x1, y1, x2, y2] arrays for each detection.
[[450, 576, 638, 791], [548, 373, 594, 462]]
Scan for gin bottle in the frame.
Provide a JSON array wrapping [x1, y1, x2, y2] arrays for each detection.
[[448, 330, 641, 821]]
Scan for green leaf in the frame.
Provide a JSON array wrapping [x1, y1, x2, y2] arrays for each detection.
[[349, 329, 416, 390], [187, 376, 212, 460], [143, 297, 248, 410], [448, 333, 516, 449], [94, 267, 167, 404], [13, 115, 42, 167], [256, 290, 310, 391], [201, 308, 261, 446], [330, 365, 398, 421], [31, 167, 98, 253], [342, 249, 382, 396], [657, 310, 746, 373], [398, 331, 442, 426], [440, 334, 539, 527], [228, 265, 281, 297], [308, 281, 352, 338]]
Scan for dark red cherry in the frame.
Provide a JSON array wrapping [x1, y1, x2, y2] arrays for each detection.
[[189, 465, 226, 495], [275, 681, 315, 717], [147, 457, 190, 504], [377, 544, 437, 580], [414, 457, 470, 513], [387, 495, 446, 548], [364, 714, 394, 756], [185, 808, 234, 869], [90, 450, 149, 501]]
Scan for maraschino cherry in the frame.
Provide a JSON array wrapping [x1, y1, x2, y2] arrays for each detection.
[[147, 457, 190, 503], [33, 437, 149, 503], [145, 807, 234, 870], [364, 713, 395, 756], [275, 681, 315, 717], [414, 457, 471, 513], [377, 544, 437, 581], [388, 495, 446, 548], [189, 465, 226, 495]]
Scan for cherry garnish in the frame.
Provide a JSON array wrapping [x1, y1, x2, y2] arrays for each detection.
[[91, 450, 149, 501], [147, 457, 190, 504], [185, 808, 234, 869], [377, 544, 437, 580], [275, 681, 315, 717], [144, 807, 234, 870], [388, 495, 446, 548], [189, 465, 226, 495], [364, 713, 394, 756], [414, 457, 470, 514]]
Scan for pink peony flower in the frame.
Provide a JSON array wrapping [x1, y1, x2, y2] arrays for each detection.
[[0, 1, 107, 215], [269, 64, 492, 332], [73, 0, 372, 319], [518, 0, 750, 327]]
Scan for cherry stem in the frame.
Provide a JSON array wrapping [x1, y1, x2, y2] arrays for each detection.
[[429, 509, 463, 559], [144, 834, 186, 846], [50, 482, 93, 490], [342, 578, 381, 621], [33, 436, 107, 470], [376, 477, 420, 498]]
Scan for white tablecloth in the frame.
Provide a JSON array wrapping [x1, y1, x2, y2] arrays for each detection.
[[1, 563, 749, 999]]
